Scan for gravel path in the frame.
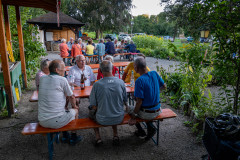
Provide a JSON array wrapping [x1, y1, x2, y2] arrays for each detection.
[[0, 52, 207, 160]]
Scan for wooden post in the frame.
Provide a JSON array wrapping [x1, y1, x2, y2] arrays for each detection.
[[15, 6, 27, 88], [3, 5, 11, 45], [0, 0, 15, 114]]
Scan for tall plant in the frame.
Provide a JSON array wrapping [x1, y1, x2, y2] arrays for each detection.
[[190, 0, 240, 114], [8, 6, 46, 82]]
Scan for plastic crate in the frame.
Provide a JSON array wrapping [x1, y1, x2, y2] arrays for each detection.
[[203, 117, 240, 160]]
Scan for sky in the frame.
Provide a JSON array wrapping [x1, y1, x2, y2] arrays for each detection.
[[131, 0, 165, 16]]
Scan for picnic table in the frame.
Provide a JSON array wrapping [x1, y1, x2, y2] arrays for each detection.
[[65, 62, 130, 71]]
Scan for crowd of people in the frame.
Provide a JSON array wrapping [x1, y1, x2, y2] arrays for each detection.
[[35, 38, 166, 146], [59, 37, 139, 65]]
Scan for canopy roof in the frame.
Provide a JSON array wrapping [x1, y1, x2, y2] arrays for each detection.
[[27, 11, 85, 29], [2, 0, 56, 12]]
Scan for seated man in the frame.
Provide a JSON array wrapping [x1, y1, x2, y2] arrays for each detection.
[[35, 59, 51, 90], [89, 60, 128, 146], [105, 38, 115, 55], [128, 57, 166, 140], [38, 59, 81, 145], [68, 55, 96, 86]]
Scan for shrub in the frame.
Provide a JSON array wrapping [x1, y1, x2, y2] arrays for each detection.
[[153, 48, 169, 59], [133, 35, 163, 50]]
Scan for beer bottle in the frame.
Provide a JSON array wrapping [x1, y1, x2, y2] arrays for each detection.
[[80, 74, 85, 90]]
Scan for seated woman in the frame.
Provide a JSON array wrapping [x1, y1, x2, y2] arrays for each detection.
[[122, 53, 150, 83], [97, 55, 120, 80], [85, 39, 95, 64], [35, 59, 51, 90], [71, 40, 82, 64]]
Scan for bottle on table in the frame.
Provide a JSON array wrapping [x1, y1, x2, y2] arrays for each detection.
[[130, 70, 134, 87], [68, 75, 74, 90], [80, 74, 85, 90]]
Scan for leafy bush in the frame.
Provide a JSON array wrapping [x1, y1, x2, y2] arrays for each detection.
[[153, 48, 169, 59], [133, 35, 163, 50]]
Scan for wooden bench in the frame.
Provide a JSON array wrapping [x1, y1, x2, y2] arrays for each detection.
[[22, 109, 177, 160], [29, 90, 38, 102]]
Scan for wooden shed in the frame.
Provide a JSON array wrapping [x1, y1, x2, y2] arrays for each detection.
[[27, 12, 85, 51]]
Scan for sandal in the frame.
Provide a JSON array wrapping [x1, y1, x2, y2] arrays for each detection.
[[95, 139, 103, 147], [112, 136, 120, 146]]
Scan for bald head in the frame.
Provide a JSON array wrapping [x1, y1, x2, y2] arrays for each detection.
[[100, 60, 113, 73], [49, 59, 65, 76]]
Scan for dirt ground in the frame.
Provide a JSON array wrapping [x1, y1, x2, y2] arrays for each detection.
[[0, 53, 207, 160]]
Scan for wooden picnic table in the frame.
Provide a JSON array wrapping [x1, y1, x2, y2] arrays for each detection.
[[73, 83, 134, 98], [65, 62, 130, 71]]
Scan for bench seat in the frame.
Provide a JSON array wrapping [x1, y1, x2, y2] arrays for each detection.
[[22, 109, 176, 135]]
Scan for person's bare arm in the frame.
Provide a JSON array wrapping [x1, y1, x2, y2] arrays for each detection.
[[68, 95, 78, 109], [130, 97, 143, 119]]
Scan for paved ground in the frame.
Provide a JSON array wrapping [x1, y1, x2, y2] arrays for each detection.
[[0, 52, 207, 160]]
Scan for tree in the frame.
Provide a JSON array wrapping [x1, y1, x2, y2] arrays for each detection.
[[61, 0, 133, 39], [190, 0, 240, 114]]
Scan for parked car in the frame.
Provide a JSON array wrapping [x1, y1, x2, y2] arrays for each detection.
[[118, 34, 131, 41], [105, 34, 117, 41], [134, 33, 146, 36]]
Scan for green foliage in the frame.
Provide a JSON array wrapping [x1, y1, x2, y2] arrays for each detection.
[[132, 35, 163, 50], [153, 48, 169, 59], [9, 6, 47, 82]]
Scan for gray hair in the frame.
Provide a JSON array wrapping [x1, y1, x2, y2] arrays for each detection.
[[76, 55, 85, 61], [70, 37, 73, 40], [99, 39, 104, 43], [104, 55, 114, 63], [100, 60, 113, 73], [61, 38, 66, 43], [40, 59, 50, 71], [78, 38, 82, 42], [134, 57, 146, 70], [130, 40, 134, 44]]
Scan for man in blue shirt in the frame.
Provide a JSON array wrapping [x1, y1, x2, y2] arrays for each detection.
[[105, 38, 115, 55], [124, 40, 138, 60], [128, 57, 166, 140]]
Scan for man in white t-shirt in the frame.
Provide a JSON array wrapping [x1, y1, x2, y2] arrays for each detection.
[[38, 59, 81, 145], [68, 55, 96, 86]]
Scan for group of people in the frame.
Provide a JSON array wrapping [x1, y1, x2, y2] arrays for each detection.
[[36, 52, 166, 146], [59, 37, 139, 65]]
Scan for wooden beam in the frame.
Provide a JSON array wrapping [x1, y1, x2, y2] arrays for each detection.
[[3, 5, 11, 44], [15, 5, 27, 88], [0, 0, 15, 114]]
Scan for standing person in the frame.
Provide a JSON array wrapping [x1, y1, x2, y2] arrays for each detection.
[[85, 39, 95, 64], [122, 53, 150, 83], [89, 60, 128, 146], [97, 55, 120, 80], [35, 59, 51, 90], [96, 39, 105, 63], [59, 39, 69, 64], [38, 59, 82, 145], [105, 38, 115, 55], [67, 37, 74, 65], [71, 40, 82, 64], [128, 57, 167, 140], [68, 55, 96, 87]]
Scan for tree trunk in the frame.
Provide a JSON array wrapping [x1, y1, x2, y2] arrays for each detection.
[[95, 29, 100, 40]]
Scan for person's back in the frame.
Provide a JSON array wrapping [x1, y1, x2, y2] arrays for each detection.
[[90, 77, 126, 125], [105, 40, 115, 55], [97, 43, 105, 56]]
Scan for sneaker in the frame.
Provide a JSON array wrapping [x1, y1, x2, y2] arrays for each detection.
[[69, 134, 82, 146], [145, 129, 156, 141], [112, 136, 120, 146], [134, 130, 147, 139], [61, 131, 70, 143]]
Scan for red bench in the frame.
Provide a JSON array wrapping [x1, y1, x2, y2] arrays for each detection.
[[22, 109, 177, 160]]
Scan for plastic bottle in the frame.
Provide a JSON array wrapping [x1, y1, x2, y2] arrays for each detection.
[[80, 74, 85, 90], [130, 70, 134, 87], [68, 75, 74, 90]]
